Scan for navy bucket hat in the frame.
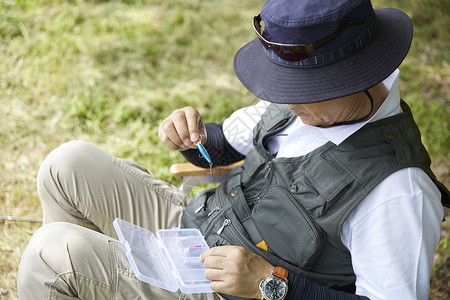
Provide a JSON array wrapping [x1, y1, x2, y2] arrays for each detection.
[[233, 0, 413, 104]]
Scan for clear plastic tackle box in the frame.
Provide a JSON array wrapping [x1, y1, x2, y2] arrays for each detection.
[[113, 218, 213, 294]]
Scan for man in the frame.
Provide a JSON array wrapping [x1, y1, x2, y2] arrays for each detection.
[[18, 0, 449, 299]]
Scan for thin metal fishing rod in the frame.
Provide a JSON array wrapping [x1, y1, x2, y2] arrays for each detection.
[[0, 216, 43, 223]]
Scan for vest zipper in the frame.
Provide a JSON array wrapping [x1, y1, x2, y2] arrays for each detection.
[[207, 206, 221, 217], [199, 196, 232, 237], [195, 204, 206, 213], [217, 219, 231, 235], [264, 161, 272, 179]]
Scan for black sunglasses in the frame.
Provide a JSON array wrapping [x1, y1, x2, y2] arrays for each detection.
[[253, 15, 363, 62]]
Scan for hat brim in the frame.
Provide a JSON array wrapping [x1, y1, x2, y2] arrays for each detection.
[[233, 8, 413, 104]]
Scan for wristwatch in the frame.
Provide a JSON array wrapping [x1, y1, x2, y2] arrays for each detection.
[[259, 267, 288, 300]]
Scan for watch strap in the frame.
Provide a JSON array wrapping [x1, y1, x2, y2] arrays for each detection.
[[273, 267, 288, 281]]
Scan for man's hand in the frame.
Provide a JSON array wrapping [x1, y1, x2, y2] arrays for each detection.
[[200, 245, 275, 298], [158, 106, 206, 151]]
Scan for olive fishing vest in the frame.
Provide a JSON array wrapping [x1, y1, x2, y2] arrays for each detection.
[[181, 102, 449, 296]]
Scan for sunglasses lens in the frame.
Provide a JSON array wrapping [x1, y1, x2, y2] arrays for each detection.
[[254, 16, 311, 62], [277, 50, 309, 62], [253, 16, 263, 36], [257, 38, 310, 62]]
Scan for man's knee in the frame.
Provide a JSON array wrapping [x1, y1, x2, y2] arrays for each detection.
[[18, 222, 113, 298], [19, 222, 89, 276], [37, 141, 97, 187]]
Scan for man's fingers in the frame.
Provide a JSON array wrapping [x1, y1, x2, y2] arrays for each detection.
[[209, 281, 233, 295], [200, 245, 233, 262], [204, 267, 224, 281], [158, 121, 183, 150], [185, 108, 202, 144], [158, 107, 205, 150], [172, 110, 192, 147], [203, 254, 228, 269], [200, 246, 271, 298]]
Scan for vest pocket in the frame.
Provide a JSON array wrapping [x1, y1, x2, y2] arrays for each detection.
[[180, 188, 217, 229], [252, 185, 326, 270], [290, 167, 353, 218]]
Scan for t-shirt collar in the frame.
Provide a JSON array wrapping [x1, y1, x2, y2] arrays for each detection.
[[315, 69, 401, 145]]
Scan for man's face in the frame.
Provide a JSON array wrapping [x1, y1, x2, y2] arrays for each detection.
[[287, 93, 365, 127]]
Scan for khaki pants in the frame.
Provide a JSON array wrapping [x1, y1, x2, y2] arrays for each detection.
[[17, 141, 223, 300]]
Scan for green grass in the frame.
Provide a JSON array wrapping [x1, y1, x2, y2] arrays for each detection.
[[0, 0, 449, 299]]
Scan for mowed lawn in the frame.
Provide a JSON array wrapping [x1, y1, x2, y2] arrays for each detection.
[[1, 0, 449, 299]]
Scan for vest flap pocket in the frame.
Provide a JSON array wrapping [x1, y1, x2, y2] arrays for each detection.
[[290, 160, 354, 217], [252, 186, 326, 270]]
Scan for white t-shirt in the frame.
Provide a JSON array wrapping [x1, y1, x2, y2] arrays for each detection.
[[222, 70, 444, 299]]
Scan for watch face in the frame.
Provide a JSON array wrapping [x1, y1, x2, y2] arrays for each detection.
[[263, 277, 287, 300]]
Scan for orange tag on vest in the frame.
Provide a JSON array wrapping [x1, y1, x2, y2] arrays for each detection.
[[256, 240, 268, 251]]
